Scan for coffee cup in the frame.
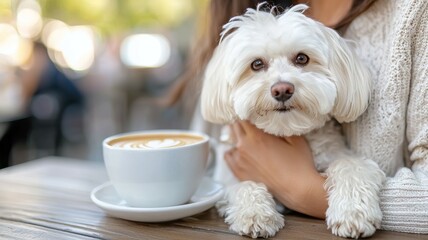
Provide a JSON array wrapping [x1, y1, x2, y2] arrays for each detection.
[[103, 130, 210, 208]]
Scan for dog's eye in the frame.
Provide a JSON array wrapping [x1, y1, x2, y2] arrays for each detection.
[[295, 53, 309, 66], [251, 59, 265, 71]]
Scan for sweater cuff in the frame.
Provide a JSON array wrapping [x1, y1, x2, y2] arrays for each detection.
[[380, 167, 428, 234]]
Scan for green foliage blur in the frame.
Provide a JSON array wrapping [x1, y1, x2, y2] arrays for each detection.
[[2, 0, 207, 35]]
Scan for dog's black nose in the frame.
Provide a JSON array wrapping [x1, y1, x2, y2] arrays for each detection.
[[271, 82, 294, 102]]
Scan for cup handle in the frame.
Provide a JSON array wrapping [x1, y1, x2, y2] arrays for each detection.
[[206, 138, 218, 171], [205, 126, 235, 172]]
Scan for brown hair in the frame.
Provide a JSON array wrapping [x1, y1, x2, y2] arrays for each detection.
[[334, 0, 377, 29], [163, 0, 377, 107], [162, 0, 256, 107]]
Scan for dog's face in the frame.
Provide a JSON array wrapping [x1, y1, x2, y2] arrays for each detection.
[[201, 4, 371, 136]]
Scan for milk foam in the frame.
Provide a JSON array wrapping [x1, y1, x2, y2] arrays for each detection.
[[111, 138, 187, 149], [109, 133, 204, 149]]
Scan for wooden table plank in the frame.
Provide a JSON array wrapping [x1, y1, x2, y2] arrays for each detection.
[[0, 219, 98, 240], [0, 157, 426, 240]]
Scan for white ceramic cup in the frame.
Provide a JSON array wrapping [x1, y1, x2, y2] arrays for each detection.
[[103, 130, 210, 208]]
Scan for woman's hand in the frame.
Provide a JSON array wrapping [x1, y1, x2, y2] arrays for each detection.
[[224, 120, 328, 219]]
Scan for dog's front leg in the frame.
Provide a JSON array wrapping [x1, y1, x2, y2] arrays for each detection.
[[325, 154, 385, 238], [217, 181, 284, 238], [213, 127, 284, 238]]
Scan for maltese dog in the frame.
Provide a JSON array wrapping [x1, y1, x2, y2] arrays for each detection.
[[200, 4, 385, 239]]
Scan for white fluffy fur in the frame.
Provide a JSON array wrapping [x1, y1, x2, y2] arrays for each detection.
[[201, 4, 385, 239]]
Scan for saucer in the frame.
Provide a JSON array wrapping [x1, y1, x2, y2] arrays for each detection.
[[90, 177, 224, 222]]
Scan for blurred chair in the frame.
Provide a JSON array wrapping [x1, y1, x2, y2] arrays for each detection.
[[0, 115, 31, 169]]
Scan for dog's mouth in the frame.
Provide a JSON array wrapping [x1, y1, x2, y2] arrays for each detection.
[[256, 105, 296, 117], [274, 106, 294, 112]]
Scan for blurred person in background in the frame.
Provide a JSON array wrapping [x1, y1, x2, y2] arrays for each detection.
[[0, 57, 31, 168], [165, 0, 428, 235], [29, 42, 85, 157], [0, 42, 85, 168]]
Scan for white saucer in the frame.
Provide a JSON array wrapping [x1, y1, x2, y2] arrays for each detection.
[[90, 177, 224, 222]]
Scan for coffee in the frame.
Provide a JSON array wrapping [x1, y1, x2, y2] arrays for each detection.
[[108, 134, 204, 149]]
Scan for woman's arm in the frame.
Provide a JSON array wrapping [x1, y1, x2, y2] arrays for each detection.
[[224, 121, 328, 219], [379, 2, 428, 233]]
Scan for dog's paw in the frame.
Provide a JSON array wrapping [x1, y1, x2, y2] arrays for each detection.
[[218, 181, 285, 238], [227, 209, 284, 238], [215, 198, 228, 217], [327, 205, 381, 239]]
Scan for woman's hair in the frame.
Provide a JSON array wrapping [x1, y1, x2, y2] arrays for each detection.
[[163, 0, 257, 106], [164, 0, 377, 106], [334, 0, 377, 29]]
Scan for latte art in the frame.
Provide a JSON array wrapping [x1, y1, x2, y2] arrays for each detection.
[[108, 134, 204, 149], [146, 139, 182, 148], [113, 138, 185, 149]]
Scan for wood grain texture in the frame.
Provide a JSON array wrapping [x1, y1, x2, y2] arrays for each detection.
[[0, 157, 426, 240]]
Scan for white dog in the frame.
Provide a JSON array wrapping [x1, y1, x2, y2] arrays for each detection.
[[200, 4, 386, 239]]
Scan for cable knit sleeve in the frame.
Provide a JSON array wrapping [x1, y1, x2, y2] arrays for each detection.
[[379, 1, 428, 233]]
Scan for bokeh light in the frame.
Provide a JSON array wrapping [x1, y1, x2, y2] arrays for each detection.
[[16, 0, 43, 39], [120, 33, 171, 68], [62, 26, 95, 71], [0, 23, 33, 66], [45, 23, 96, 72]]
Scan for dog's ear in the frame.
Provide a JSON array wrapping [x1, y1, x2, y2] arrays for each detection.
[[323, 27, 372, 123], [200, 41, 238, 124]]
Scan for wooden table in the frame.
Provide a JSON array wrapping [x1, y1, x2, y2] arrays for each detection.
[[0, 157, 426, 240]]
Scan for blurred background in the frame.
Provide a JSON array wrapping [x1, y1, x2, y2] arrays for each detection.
[[0, 0, 208, 168]]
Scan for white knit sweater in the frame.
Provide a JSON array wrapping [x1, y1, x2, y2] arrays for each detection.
[[342, 0, 428, 234], [191, 0, 428, 234]]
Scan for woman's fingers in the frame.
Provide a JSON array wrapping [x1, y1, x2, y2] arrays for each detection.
[[239, 120, 263, 135], [224, 148, 240, 176], [224, 148, 235, 165], [284, 135, 308, 146], [230, 121, 246, 139], [224, 147, 253, 182]]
